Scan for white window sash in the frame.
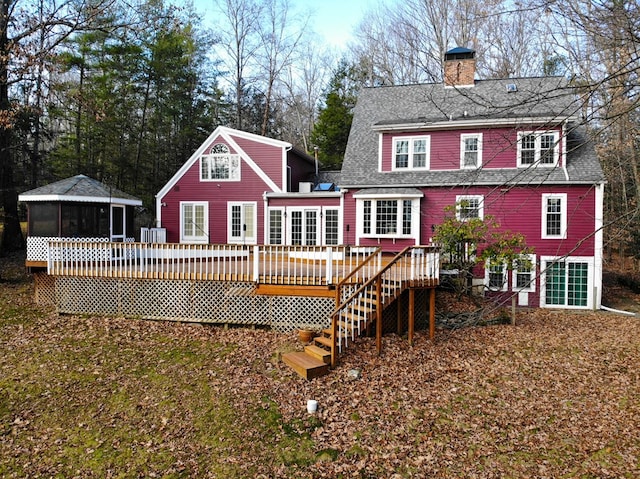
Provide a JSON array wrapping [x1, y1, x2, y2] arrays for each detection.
[[541, 193, 567, 239], [392, 136, 430, 170], [460, 133, 482, 169], [455, 195, 484, 221], [517, 131, 559, 167]]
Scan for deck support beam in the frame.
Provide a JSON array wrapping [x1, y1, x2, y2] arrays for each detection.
[[429, 287, 436, 340], [408, 288, 415, 345], [376, 276, 382, 355]]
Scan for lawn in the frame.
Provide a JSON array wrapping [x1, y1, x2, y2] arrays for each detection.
[[1, 252, 639, 478]]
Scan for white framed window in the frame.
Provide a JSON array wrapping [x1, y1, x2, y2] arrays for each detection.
[[200, 143, 241, 181], [542, 193, 567, 239], [180, 202, 208, 243], [267, 208, 284, 245], [541, 256, 593, 309], [460, 133, 482, 169], [456, 195, 484, 221], [228, 202, 256, 244], [393, 136, 430, 170], [512, 254, 536, 292], [517, 131, 559, 167], [485, 261, 507, 291], [323, 207, 341, 245], [360, 198, 416, 238]]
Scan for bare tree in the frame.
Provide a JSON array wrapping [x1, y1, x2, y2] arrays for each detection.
[[255, 0, 308, 137], [214, 0, 262, 130], [280, 39, 334, 151]]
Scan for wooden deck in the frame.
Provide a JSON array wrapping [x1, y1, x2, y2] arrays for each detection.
[[32, 241, 441, 379]]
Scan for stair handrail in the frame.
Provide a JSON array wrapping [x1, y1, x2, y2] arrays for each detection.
[[329, 246, 438, 367], [334, 246, 382, 308]]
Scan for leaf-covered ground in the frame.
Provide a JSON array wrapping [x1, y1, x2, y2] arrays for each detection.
[[1, 253, 639, 478]]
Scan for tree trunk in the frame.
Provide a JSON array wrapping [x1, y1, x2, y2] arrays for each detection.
[[0, 0, 25, 253]]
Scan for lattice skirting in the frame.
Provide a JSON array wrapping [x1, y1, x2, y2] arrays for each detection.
[[33, 272, 56, 306], [45, 276, 333, 332]]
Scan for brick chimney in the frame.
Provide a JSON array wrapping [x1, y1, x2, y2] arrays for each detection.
[[444, 47, 476, 87]]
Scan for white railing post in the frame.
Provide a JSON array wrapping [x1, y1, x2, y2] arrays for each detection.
[[253, 245, 260, 283], [325, 247, 333, 284]]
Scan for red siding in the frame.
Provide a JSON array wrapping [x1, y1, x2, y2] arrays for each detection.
[[342, 184, 596, 257], [268, 197, 340, 208], [232, 134, 284, 189], [381, 126, 564, 171], [159, 133, 288, 244]]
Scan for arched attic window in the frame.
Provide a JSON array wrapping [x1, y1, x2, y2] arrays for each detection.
[[200, 143, 241, 181]]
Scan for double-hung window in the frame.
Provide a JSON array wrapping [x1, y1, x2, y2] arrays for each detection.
[[360, 198, 416, 238], [460, 133, 482, 169], [393, 136, 430, 170], [512, 254, 536, 292], [542, 193, 567, 239], [517, 131, 559, 167], [456, 195, 484, 221], [201, 143, 240, 181], [485, 261, 507, 291]]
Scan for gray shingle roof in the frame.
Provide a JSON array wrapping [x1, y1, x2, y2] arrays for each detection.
[[341, 77, 605, 187], [19, 175, 142, 204]]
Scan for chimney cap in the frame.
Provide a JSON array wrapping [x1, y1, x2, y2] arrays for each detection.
[[444, 47, 475, 61]]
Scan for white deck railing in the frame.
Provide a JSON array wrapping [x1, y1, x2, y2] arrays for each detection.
[[45, 241, 384, 286], [26, 236, 135, 263]]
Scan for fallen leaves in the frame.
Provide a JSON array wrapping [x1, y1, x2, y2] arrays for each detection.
[[1, 253, 639, 477]]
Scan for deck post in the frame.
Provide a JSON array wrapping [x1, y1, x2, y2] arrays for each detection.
[[429, 288, 436, 340], [325, 247, 333, 284], [408, 288, 415, 345], [376, 275, 382, 355], [253, 245, 260, 282], [396, 297, 402, 334]]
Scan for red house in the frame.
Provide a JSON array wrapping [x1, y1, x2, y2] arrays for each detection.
[[157, 48, 605, 311], [340, 47, 605, 310], [156, 126, 339, 245]]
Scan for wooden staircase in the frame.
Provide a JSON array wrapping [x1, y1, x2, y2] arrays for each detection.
[[282, 246, 439, 380]]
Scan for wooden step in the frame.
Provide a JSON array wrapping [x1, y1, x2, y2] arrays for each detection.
[[305, 344, 331, 364], [282, 351, 329, 380], [314, 335, 333, 348]]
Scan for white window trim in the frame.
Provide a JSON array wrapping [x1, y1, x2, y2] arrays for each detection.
[[455, 195, 484, 221], [180, 201, 209, 244], [460, 133, 482, 169], [322, 206, 342, 246], [392, 135, 430, 170], [266, 207, 285, 245], [228, 201, 257, 244], [200, 153, 241, 181], [356, 197, 420, 241], [517, 130, 560, 168], [540, 256, 594, 309], [485, 261, 508, 292], [541, 193, 567, 239], [512, 254, 536, 292]]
